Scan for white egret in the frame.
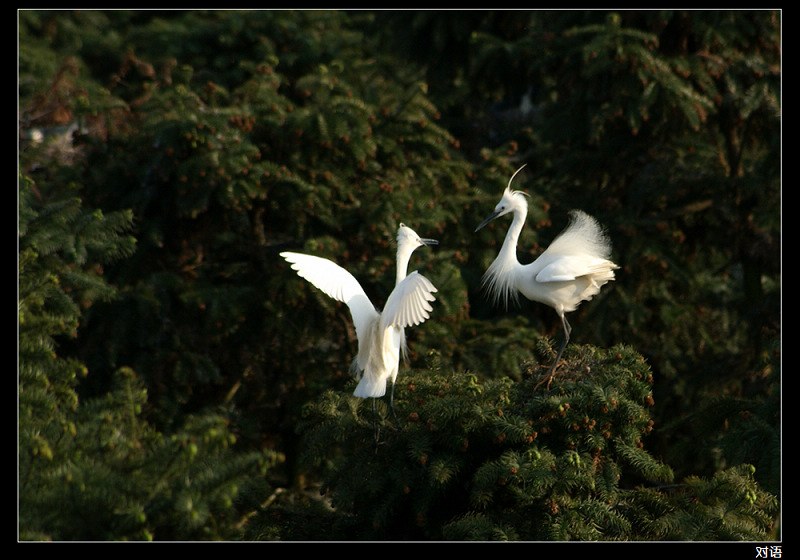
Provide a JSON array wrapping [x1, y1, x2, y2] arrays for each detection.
[[475, 165, 619, 387], [280, 224, 438, 430]]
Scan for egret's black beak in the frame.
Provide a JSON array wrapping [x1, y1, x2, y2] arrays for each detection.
[[420, 237, 438, 247], [475, 210, 501, 233]]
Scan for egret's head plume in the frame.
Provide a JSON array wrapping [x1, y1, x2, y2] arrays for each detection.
[[475, 164, 529, 232]]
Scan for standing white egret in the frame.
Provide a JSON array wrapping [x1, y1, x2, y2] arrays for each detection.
[[280, 224, 438, 430], [475, 165, 619, 387]]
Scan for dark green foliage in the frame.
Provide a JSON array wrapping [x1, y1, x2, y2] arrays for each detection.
[[19, 10, 779, 540], [291, 344, 776, 540], [19, 175, 136, 469], [18, 177, 283, 541]]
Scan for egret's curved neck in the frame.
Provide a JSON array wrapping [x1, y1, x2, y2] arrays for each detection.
[[499, 203, 527, 264], [483, 201, 527, 308], [396, 244, 414, 285]]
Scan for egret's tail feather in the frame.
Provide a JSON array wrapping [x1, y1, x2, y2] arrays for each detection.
[[354, 372, 387, 398]]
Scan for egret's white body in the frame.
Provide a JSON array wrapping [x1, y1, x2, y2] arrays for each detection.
[[475, 165, 619, 377], [280, 224, 438, 408]]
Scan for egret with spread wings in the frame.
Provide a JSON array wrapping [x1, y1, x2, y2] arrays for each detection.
[[281, 224, 438, 427]]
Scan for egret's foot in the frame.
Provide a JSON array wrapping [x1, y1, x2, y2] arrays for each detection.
[[534, 359, 565, 391]]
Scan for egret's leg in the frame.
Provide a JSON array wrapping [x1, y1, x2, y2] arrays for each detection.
[[537, 314, 572, 391], [389, 382, 401, 428], [549, 314, 572, 375], [371, 398, 379, 445]]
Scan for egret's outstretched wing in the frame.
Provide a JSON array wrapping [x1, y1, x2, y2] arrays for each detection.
[[381, 270, 437, 330], [535, 255, 616, 283], [544, 210, 613, 260], [535, 210, 617, 283], [280, 252, 379, 345]]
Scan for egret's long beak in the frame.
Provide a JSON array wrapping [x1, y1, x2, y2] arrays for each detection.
[[420, 237, 438, 247], [475, 210, 501, 233]]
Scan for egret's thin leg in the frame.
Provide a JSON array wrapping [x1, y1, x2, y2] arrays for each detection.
[[372, 398, 379, 445], [537, 315, 572, 391], [389, 382, 401, 428], [549, 314, 572, 375]]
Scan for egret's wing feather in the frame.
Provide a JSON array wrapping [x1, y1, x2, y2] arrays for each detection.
[[544, 210, 612, 260], [280, 252, 379, 344], [535, 210, 618, 283], [381, 270, 437, 330], [535, 255, 614, 283]]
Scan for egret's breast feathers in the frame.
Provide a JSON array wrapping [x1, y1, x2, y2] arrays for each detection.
[[481, 255, 520, 308]]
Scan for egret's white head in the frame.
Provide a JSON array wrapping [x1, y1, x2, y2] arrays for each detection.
[[475, 165, 529, 232], [397, 223, 438, 251]]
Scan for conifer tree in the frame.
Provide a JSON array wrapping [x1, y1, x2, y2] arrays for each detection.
[[19, 162, 281, 541], [281, 344, 777, 540], [19, 10, 779, 541]]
